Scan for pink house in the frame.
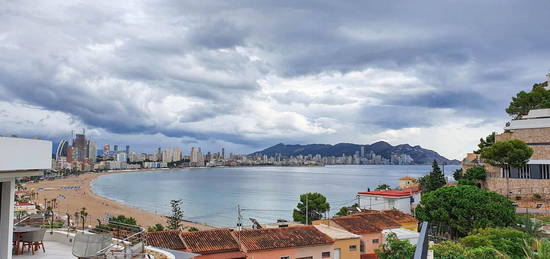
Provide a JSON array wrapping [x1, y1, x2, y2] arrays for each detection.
[[329, 217, 384, 255], [233, 226, 334, 259]]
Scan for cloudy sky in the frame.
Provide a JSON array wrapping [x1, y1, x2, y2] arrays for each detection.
[[1, 1, 549, 159]]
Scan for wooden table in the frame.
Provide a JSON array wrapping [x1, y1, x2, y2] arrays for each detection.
[[13, 226, 41, 255]]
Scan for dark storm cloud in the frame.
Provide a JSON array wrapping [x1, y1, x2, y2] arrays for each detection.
[[0, 0, 550, 156]]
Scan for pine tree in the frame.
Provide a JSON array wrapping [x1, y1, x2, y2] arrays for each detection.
[[166, 199, 184, 230], [419, 160, 447, 192]]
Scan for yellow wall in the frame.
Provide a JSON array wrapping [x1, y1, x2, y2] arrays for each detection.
[[312, 219, 329, 225], [332, 238, 361, 259], [399, 222, 418, 231]]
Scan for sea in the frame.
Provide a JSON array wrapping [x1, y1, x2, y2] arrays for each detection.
[[91, 164, 460, 228]]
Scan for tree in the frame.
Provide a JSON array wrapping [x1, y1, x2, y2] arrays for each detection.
[[474, 132, 496, 154], [415, 185, 516, 237], [79, 207, 88, 229], [481, 139, 533, 197], [506, 82, 550, 118], [461, 228, 532, 259], [336, 203, 359, 217], [110, 215, 137, 226], [292, 192, 330, 224], [463, 166, 487, 181], [419, 160, 447, 192], [166, 199, 184, 230], [188, 227, 199, 232], [453, 168, 463, 181], [481, 139, 534, 169], [456, 166, 487, 186], [515, 216, 543, 238], [147, 223, 165, 232], [374, 232, 415, 259], [376, 184, 391, 190]]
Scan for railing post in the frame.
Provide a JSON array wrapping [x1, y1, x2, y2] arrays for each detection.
[[414, 222, 429, 259]]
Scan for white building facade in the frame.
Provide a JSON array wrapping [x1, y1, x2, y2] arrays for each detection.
[[357, 189, 421, 214], [0, 137, 51, 259]]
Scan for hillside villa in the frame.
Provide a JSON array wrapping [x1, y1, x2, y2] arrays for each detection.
[[463, 108, 550, 200]]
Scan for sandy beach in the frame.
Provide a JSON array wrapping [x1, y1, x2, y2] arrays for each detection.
[[25, 170, 214, 231]]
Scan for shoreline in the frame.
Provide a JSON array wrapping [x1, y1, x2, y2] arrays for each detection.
[[25, 169, 214, 231]]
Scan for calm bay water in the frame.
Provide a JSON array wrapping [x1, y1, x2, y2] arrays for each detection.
[[91, 165, 459, 227]]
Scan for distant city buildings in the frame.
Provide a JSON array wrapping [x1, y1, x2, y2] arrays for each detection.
[[52, 134, 414, 174], [245, 149, 414, 166]]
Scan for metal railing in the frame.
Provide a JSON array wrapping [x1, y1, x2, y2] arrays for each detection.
[[414, 222, 429, 259], [95, 221, 150, 258]]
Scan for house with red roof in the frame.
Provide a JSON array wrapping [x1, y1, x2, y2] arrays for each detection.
[[145, 229, 245, 259], [233, 226, 334, 259], [357, 189, 421, 214], [179, 229, 246, 259], [324, 216, 383, 255], [146, 226, 337, 259]]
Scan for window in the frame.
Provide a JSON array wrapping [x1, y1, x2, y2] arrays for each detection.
[[543, 165, 550, 179], [372, 239, 379, 244], [281, 257, 290, 259], [519, 165, 531, 179], [349, 245, 357, 251], [322, 252, 330, 258], [501, 165, 511, 178]]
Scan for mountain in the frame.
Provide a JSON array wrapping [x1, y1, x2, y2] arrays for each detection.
[[250, 141, 460, 165]]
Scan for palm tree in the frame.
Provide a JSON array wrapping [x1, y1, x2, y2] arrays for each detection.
[[517, 216, 544, 238], [74, 212, 80, 229], [80, 207, 88, 229]]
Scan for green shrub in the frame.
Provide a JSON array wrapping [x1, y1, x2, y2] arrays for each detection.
[[432, 241, 466, 259], [416, 185, 516, 237], [463, 246, 502, 259], [460, 228, 533, 259]]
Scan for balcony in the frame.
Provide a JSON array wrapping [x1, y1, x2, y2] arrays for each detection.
[[1, 137, 52, 259], [14, 230, 176, 259]]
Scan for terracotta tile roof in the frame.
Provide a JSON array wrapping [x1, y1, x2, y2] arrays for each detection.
[[399, 176, 416, 181], [234, 226, 334, 252], [331, 217, 381, 235], [361, 254, 379, 259], [379, 209, 418, 224], [145, 230, 186, 250], [180, 228, 240, 254], [354, 213, 401, 229]]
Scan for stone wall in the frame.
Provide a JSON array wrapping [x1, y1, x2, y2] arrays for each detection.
[[482, 128, 550, 196], [485, 176, 550, 195], [496, 128, 550, 160]]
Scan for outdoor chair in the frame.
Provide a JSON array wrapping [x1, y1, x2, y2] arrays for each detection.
[[21, 229, 46, 255]]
